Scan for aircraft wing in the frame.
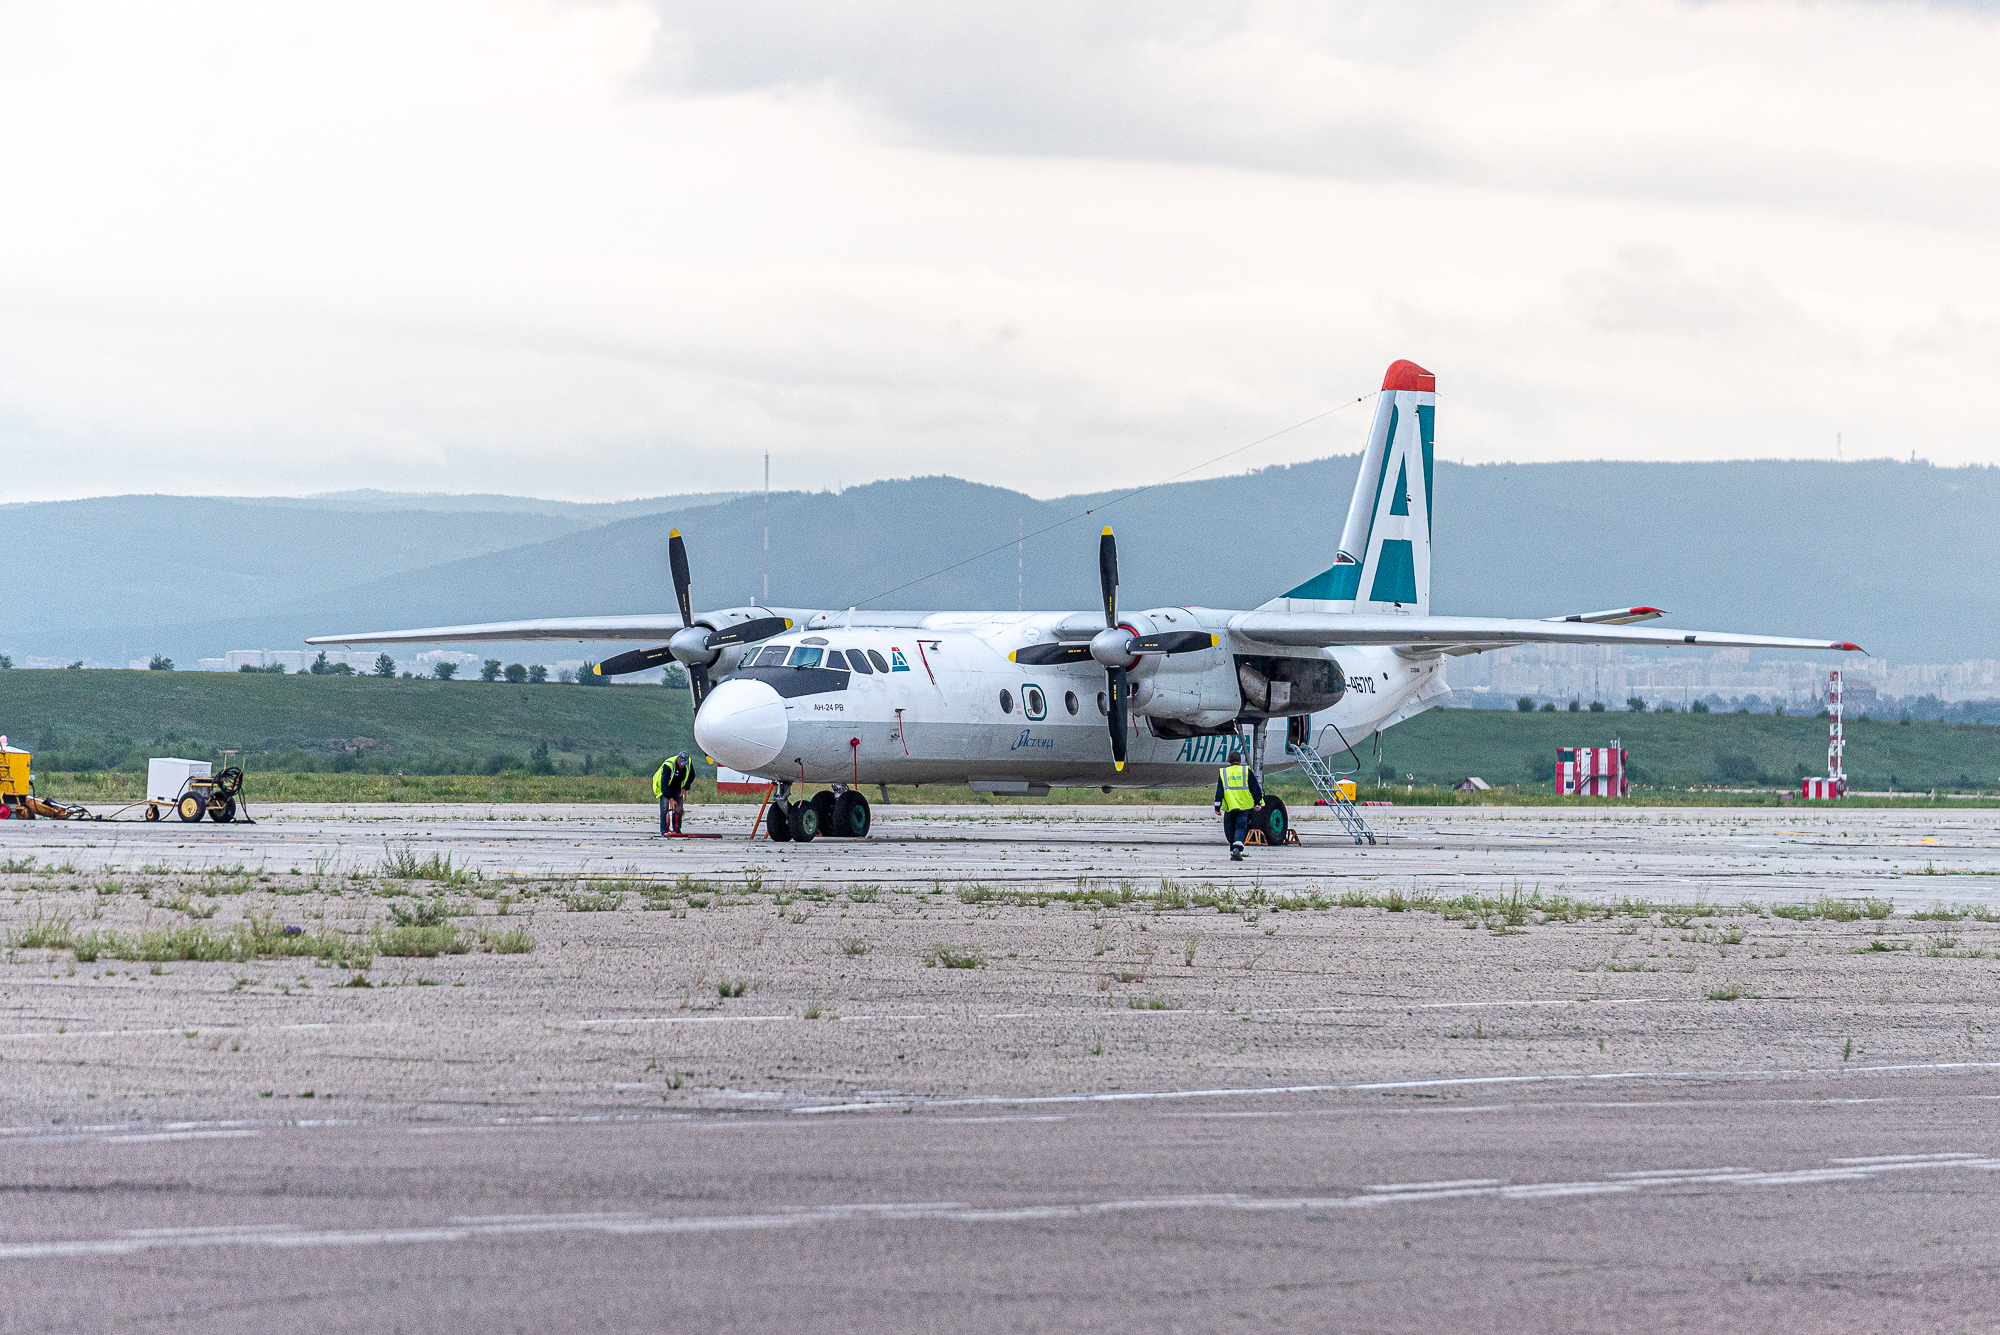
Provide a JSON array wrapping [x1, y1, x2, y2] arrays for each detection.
[[1229, 611, 1862, 654], [305, 615, 687, 646]]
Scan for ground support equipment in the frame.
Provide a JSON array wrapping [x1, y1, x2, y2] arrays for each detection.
[[1291, 738, 1376, 845]]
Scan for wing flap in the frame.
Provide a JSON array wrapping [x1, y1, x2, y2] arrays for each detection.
[[305, 615, 689, 646], [1230, 611, 1861, 654]]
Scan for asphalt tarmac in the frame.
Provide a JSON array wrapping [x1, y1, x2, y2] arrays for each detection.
[[7, 1067, 2000, 1332], [7, 803, 2000, 1330]]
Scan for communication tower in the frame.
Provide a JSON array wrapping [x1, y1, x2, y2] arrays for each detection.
[[1828, 669, 1845, 796]]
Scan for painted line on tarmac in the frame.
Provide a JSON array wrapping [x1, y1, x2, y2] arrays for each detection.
[[2, 1152, 1995, 1262], [786, 1059, 2000, 1115]]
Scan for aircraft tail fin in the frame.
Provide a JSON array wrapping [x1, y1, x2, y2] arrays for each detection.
[[1260, 359, 1434, 616]]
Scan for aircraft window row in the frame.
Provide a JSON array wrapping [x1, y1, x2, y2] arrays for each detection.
[[750, 644, 892, 674]]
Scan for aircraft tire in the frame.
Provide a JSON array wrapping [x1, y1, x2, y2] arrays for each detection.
[[765, 805, 793, 843], [832, 791, 871, 838], [1258, 797, 1289, 846], [810, 790, 839, 836], [791, 803, 819, 843]]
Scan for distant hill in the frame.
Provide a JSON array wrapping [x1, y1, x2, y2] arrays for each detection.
[[4, 459, 1995, 666]]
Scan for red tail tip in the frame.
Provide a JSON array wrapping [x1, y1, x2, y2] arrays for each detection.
[[1630, 606, 1665, 616], [1382, 360, 1435, 393]]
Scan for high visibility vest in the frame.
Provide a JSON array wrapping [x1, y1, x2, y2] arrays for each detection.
[[1219, 764, 1255, 812], [654, 758, 690, 798]]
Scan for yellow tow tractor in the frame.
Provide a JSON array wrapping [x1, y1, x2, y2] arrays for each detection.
[[0, 738, 96, 822]]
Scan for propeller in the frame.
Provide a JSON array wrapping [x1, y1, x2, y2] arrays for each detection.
[[591, 529, 792, 708], [1005, 527, 1220, 772]]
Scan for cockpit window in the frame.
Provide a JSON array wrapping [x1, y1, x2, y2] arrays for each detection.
[[753, 644, 790, 667], [822, 650, 849, 670], [787, 646, 823, 668], [842, 648, 872, 673]]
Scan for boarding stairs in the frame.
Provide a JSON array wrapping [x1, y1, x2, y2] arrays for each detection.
[[1289, 734, 1376, 845]]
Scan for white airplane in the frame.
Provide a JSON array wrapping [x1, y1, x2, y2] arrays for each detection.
[[309, 360, 1861, 842]]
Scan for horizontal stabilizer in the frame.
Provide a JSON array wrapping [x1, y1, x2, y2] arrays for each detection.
[[1229, 611, 1861, 654], [1543, 606, 1666, 626]]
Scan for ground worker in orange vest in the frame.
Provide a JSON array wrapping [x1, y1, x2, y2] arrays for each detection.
[[1214, 748, 1263, 861], [655, 752, 695, 835]]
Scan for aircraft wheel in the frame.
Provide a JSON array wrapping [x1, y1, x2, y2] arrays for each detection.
[[209, 796, 236, 824], [790, 802, 819, 843], [832, 791, 871, 838], [1257, 797, 1289, 846], [177, 794, 206, 822], [765, 805, 793, 843], [810, 790, 838, 836]]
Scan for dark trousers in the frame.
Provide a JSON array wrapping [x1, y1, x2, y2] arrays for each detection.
[[660, 795, 683, 834], [1224, 810, 1251, 846]]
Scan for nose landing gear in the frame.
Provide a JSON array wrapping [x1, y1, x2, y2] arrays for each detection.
[[762, 784, 871, 841]]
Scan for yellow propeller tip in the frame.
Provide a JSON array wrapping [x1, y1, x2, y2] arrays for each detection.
[[1114, 761, 1125, 772], [591, 665, 602, 675], [669, 527, 681, 538], [1101, 526, 1113, 536]]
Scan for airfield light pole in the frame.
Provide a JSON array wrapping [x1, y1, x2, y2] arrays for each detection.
[[762, 452, 770, 605], [1828, 669, 1845, 796], [1017, 515, 1023, 613]]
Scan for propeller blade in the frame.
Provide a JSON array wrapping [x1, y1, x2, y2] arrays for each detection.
[[1107, 665, 1128, 772], [705, 616, 793, 649], [1128, 631, 1219, 655], [1098, 527, 1118, 629], [594, 645, 675, 677], [689, 662, 711, 711], [668, 528, 694, 629], [1010, 642, 1093, 665]]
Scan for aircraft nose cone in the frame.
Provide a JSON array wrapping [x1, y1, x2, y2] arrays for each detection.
[[695, 678, 788, 771]]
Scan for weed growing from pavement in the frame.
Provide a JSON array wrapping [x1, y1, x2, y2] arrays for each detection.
[[1772, 896, 1892, 922], [6, 909, 76, 950], [923, 944, 984, 969], [1705, 983, 1745, 1000], [380, 843, 477, 887], [561, 890, 623, 912], [1182, 932, 1201, 966], [717, 979, 750, 998], [838, 936, 872, 956]]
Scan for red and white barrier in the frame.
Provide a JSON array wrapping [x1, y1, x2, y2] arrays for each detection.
[[1801, 776, 1841, 800]]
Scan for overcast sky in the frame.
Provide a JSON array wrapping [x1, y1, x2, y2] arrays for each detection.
[[2, 0, 1996, 502]]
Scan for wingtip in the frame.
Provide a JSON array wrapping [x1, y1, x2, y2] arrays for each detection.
[[1834, 642, 1865, 653]]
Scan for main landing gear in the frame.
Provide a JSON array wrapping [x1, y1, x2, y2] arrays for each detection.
[[765, 785, 871, 843], [1219, 796, 1289, 847]]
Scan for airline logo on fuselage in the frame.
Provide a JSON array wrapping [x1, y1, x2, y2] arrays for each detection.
[[889, 648, 910, 671], [1010, 730, 1054, 751], [1173, 735, 1240, 765]]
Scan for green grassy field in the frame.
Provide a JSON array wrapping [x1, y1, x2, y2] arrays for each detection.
[[0, 669, 694, 775], [1372, 707, 2000, 793], [6, 672, 1998, 802]]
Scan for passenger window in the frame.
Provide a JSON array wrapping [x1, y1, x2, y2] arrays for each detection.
[[999, 689, 1014, 714], [845, 648, 873, 674], [788, 647, 823, 668], [1024, 686, 1045, 718], [754, 645, 789, 667], [1065, 691, 1079, 716], [867, 650, 890, 673]]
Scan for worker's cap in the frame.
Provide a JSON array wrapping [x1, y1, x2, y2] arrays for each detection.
[[677, 751, 689, 760]]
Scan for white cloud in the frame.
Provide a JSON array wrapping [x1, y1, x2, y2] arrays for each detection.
[[0, 0, 1996, 503]]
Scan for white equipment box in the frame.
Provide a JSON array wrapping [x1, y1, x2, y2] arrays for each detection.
[[147, 757, 211, 802]]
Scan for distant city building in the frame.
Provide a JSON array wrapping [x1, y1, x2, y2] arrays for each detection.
[[1451, 646, 2000, 713]]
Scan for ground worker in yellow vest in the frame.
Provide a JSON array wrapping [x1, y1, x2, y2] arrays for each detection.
[[1213, 749, 1264, 861], [655, 751, 695, 836]]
